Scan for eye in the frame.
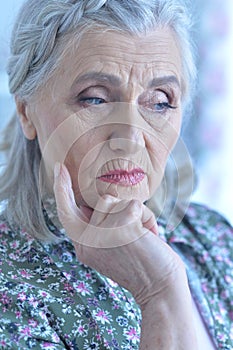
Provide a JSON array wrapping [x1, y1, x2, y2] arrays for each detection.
[[154, 102, 177, 112], [139, 90, 177, 115], [79, 97, 106, 107]]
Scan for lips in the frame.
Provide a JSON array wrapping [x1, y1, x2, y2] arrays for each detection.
[[97, 169, 145, 186]]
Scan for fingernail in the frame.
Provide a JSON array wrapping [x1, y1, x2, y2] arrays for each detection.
[[54, 162, 61, 178]]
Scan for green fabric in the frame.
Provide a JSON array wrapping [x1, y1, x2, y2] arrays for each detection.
[[0, 203, 232, 349]]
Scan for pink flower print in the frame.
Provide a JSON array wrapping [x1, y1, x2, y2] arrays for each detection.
[[220, 290, 229, 299], [201, 282, 209, 293], [18, 292, 27, 302], [10, 240, 20, 249], [42, 256, 53, 265], [215, 255, 223, 262], [96, 334, 102, 341], [39, 291, 48, 298], [78, 326, 85, 334], [85, 272, 92, 279], [39, 311, 48, 321], [15, 311, 22, 319], [197, 227, 206, 235], [224, 275, 232, 284], [75, 281, 91, 296], [112, 302, 120, 310], [42, 343, 57, 349], [0, 223, 9, 232], [21, 326, 31, 336], [109, 290, 117, 299], [0, 291, 12, 306], [1, 239, 7, 246], [95, 310, 111, 325], [51, 333, 60, 343], [0, 340, 7, 347], [20, 269, 32, 279], [28, 295, 39, 308], [28, 319, 38, 327], [125, 327, 140, 344], [64, 282, 74, 293], [215, 313, 224, 325], [218, 333, 227, 342], [106, 277, 118, 288]]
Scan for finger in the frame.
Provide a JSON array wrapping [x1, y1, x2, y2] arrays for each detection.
[[79, 199, 144, 248], [89, 194, 121, 227], [53, 162, 87, 235], [142, 205, 158, 235], [79, 205, 94, 221], [90, 197, 142, 228]]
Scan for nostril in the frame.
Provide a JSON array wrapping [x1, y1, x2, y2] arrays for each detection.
[[108, 127, 145, 152], [108, 137, 121, 151], [108, 137, 139, 152]]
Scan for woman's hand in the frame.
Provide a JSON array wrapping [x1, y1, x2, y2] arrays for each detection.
[[53, 162, 198, 349], [53, 162, 185, 305]]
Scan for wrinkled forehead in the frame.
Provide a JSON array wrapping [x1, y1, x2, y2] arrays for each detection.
[[54, 26, 183, 91]]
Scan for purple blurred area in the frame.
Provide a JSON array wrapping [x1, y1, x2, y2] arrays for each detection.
[[191, 0, 233, 224]]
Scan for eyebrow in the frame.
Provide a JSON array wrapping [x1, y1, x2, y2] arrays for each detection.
[[72, 72, 180, 90], [148, 75, 180, 89], [72, 72, 121, 88]]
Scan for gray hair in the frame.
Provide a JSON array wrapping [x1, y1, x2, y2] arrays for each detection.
[[0, 0, 196, 241]]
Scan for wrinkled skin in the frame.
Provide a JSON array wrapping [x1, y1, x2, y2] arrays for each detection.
[[17, 27, 198, 349]]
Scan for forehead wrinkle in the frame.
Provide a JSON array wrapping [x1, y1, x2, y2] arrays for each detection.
[[80, 29, 176, 52], [73, 57, 180, 78], [56, 27, 182, 74], [77, 49, 179, 66], [72, 72, 121, 88], [75, 33, 180, 64]]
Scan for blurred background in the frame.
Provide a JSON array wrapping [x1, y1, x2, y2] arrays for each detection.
[[0, 1, 232, 224]]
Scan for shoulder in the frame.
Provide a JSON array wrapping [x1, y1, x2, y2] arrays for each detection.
[[182, 204, 233, 348], [185, 202, 233, 242], [180, 202, 233, 277], [187, 202, 232, 226], [0, 215, 52, 265]]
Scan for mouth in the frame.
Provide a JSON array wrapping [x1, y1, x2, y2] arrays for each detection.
[[97, 168, 145, 186]]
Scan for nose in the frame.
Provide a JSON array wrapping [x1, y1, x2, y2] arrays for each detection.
[[107, 102, 146, 153], [108, 123, 145, 153]]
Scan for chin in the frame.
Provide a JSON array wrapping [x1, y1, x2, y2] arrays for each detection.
[[90, 179, 151, 208], [75, 172, 161, 209]]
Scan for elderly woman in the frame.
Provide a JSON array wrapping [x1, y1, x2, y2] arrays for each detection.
[[0, 0, 232, 349]]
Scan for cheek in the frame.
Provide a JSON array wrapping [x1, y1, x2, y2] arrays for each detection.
[[64, 127, 108, 182], [146, 116, 181, 164], [39, 112, 87, 191], [30, 101, 57, 143]]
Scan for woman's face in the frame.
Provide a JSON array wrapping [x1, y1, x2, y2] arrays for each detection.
[[22, 27, 183, 209]]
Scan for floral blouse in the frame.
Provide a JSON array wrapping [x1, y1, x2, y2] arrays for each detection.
[[0, 203, 232, 349]]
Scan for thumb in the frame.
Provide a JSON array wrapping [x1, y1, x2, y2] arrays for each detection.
[[142, 205, 158, 235], [53, 162, 88, 239]]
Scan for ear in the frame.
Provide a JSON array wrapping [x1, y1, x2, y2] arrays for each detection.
[[15, 97, 37, 140]]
